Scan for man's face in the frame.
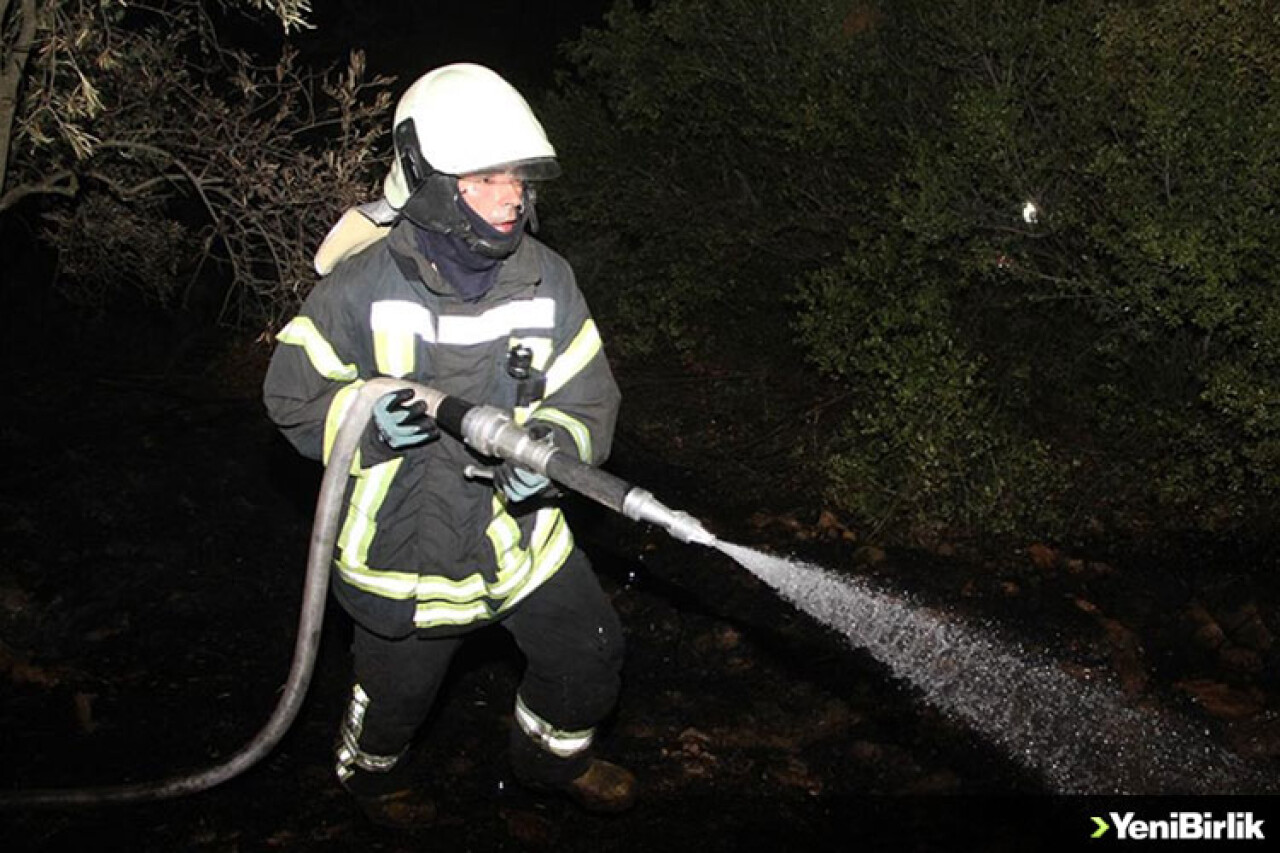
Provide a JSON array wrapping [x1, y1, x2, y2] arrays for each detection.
[[457, 172, 525, 234]]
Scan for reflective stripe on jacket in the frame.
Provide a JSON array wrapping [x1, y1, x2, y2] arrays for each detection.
[[264, 219, 621, 638]]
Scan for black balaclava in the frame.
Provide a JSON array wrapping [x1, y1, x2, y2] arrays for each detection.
[[413, 192, 529, 302]]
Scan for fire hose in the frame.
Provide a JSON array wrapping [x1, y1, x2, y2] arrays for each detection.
[[0, 377, 715, 807]]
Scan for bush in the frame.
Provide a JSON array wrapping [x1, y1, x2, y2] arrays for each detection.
[[556, 0, 1280, 545], [541, 0, 887, 359], [795, 238, 1065, 542]]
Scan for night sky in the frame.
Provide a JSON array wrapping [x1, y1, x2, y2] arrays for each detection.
[[294, 0, 617, 92]]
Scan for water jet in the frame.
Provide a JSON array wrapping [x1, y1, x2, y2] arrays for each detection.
[[714, 541, 1273, 795]]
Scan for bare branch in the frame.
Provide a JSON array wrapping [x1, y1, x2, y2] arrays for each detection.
[[84, 168, 187, 200], [0, 165, 75, 210], [5, 1, 388, 325], [239, 0, 313, 33]]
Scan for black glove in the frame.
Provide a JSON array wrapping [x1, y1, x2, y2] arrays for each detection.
[[372, 388, 439, 450]]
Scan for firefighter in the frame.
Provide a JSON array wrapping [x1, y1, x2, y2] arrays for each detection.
[[263, 63, 633, 828]]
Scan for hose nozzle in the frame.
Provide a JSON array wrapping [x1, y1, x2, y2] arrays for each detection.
[[621, 488, 717, 546], [444, 401, 715, 548]]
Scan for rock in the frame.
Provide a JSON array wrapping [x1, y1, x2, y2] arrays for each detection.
[[1184, 601, 1227, 651], [1071, 597, 1147, 696], [678, 727, 715, 759], [713, 625, 742, 651], [1087, 561, 1116, 577], [1071, 596, 1100, 616], [747, 511, 805, 536], [0, 641, 62, 687], [1098, 615, 1148, 697], [503, 809, 559, 846], [770, 756, 823, 796], [1219, 646, 1264, 675], [73, 691, 98, 734], [816, 509, 856, 542], [1221, 711, 1280, 760], [1174, 679, 1265, 720], [0, 585, 31, 615], [1027, 543, 1058, 570], [676, 727, 718, 776], [1222, 601, 1274, 653], [898, 769, 961, 795], [853, 546, 886, 567], [848, 740, 886, 763]]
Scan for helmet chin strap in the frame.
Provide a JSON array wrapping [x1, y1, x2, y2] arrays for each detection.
[[525, 184, 541, 234], [399, 172, 528, 259]]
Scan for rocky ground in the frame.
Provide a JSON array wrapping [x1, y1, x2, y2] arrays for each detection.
[[2, 327, 1279, 852]]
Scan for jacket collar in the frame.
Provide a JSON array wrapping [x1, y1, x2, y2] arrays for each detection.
[[386, 219, 541, 302]]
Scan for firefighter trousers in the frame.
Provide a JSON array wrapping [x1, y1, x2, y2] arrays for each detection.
[[335, 547, 625, 793]]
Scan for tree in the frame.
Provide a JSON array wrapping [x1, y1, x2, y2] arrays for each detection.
[[1, 0, 390, 326], [552, 0, 1280, 543], [1, 0, 311, 210], [797, 0, 1280, 539], [542, 0, 889, 359]]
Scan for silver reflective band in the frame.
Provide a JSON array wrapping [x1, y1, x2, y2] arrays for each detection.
[[369, 297, 555, 347], [514, 694, 594, 758], [335, 684, 405, 781]]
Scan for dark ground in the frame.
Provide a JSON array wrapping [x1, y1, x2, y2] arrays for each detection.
[[2, 318, 1280, 852]]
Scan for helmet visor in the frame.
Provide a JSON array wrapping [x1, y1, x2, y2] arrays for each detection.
[[460, 157, 561, 183]]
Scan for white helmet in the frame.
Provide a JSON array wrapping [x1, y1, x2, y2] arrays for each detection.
[[384, 63, 559, 208]]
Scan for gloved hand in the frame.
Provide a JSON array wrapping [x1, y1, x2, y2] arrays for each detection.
[[493, 424, 554, 502], [372, 388, 439, 450]]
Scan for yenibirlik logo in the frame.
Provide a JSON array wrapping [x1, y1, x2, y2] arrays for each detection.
[[1091, 812, 1265, 841]]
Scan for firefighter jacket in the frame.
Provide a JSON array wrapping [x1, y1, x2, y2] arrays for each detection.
[[264, 219, 621, 639]]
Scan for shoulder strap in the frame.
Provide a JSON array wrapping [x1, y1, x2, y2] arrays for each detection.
[[313, 199, 400, 276]]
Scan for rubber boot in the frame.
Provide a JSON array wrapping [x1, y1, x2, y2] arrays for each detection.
[[340, 763, 437, 830], [514, 745, 638, 814]]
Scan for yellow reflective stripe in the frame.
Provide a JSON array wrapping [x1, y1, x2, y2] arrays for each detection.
[[337, 561, 420, 600], [486, 495, 530, 576], [336, 457, 403, 576], [370, 300, 426, 377], [277, 316, 358, 382], [373, 329, 415, 377], [544, 319, 602, 396], [415, 600, 494, 627], [501, 511, 572, 612], [415, 572, 490, 603], [323, 381, 365, 468], [529, 407, 592, 462], [409, 515, 572, 629], [412, 507, 566, 601], [490, 509, 564, 600], [345, 502, 574, 632]]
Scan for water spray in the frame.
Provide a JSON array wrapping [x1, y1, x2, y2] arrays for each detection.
[[0, 378, 715, 808], [714, 542, 1275, 795]]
